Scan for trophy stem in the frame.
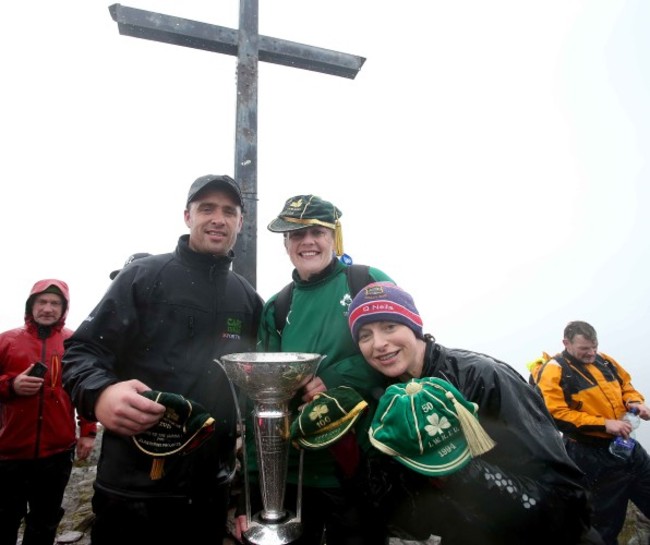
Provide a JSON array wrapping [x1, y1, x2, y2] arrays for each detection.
[[253, 401, 291, 521]]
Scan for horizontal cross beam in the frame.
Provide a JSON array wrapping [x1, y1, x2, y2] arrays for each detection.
[[109, 4, 365, 79]]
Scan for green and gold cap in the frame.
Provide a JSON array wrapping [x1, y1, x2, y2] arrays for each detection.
[[268, 194, 344, 256], [132, 391, 215, 480], [369, 378, 495, 477], [290, 386, 368, 450]]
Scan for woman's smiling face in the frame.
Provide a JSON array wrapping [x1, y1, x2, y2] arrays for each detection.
[[357, 321, 421, 379], [285, 226, 335, 280]]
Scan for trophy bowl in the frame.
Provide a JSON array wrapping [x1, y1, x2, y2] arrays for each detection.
[[219, 352, 323, 402]]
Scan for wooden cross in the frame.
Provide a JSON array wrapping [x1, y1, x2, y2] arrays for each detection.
[[109, 1, 365, 287]]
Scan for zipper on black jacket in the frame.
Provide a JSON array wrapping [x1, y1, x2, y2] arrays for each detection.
[[188, 315, 195, 338]]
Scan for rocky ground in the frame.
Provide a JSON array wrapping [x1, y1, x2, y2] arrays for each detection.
[[18, 428, 650, 545], [620, 506, 650, 545]]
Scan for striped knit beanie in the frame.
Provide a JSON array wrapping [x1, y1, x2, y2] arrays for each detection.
[[348, 282, 424, 343]]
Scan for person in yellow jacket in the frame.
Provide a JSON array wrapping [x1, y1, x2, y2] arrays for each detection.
[[534, 320, 650, 545]]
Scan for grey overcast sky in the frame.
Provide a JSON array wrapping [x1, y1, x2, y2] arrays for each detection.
[[2, 1, 649, 444]]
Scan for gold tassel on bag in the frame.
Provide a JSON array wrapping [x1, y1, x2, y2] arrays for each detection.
[[445, 391, 496, 457]]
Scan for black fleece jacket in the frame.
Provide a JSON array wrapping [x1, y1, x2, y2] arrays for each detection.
[[63, 235, 263, 499]]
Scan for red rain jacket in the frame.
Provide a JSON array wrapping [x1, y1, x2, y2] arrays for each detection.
[[0, 279, 97, 459]]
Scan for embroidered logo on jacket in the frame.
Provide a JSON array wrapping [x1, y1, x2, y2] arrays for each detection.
[[340, 293, 353, 314], [222, 318, 243, 340]]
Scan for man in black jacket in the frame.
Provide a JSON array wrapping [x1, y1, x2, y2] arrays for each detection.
[[62, 174, 263, 545]]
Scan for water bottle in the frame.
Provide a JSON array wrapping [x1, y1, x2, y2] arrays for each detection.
[[609, 408, 640, 460]]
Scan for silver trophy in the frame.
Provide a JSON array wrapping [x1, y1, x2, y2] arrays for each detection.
[[218, 352, 324, 545]]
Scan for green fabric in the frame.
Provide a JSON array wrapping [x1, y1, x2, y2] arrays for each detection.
[[268, 194, 342, 232], [290, 386, 368, 450], [370, 378, 476, 477], [249, 259, 393, 487], [132, 391, 215, 457], [38, 285, 64, 297]]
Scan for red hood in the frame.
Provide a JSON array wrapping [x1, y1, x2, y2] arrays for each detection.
[[24, 278, 70, 330]]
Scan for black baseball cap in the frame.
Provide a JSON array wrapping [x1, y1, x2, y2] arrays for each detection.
[[186, 174, 244, 210]]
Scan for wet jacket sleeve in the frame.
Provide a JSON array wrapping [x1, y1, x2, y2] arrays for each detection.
[[442, 457, 591, 543], [62, 280, 139, 421], [603, 352, 645, 407], [78, 415, 98, 437]]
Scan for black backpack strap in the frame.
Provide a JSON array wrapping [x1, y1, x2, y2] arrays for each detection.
[[273, 264, 371, 335], [273, 281, 295, 333], [596, 354, 623, 385], [538, 353, 580, 410], [346, 264, 371, 297]]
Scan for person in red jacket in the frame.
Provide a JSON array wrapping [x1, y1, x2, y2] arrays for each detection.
[[0, 279, 97, 545]]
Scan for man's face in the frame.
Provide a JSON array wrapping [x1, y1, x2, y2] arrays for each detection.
[[563, 334, 598, 364], [32, 293, 64, 326], [184, 188, 243, 256]]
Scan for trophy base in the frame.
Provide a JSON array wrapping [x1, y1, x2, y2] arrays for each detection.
[[243, 511, 303, 545]]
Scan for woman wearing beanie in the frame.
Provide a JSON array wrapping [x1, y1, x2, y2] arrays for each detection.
[[346, 282, 604, 545], [233, 195, 394, 545]]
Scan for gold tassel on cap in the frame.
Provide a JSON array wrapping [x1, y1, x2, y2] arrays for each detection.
[[446, 391, 496, 457], [150, 458, 165, 480], [334, 219, 344, 257]]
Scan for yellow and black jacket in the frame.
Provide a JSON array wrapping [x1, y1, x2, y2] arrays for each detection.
[[533, 350, 644, 444]]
